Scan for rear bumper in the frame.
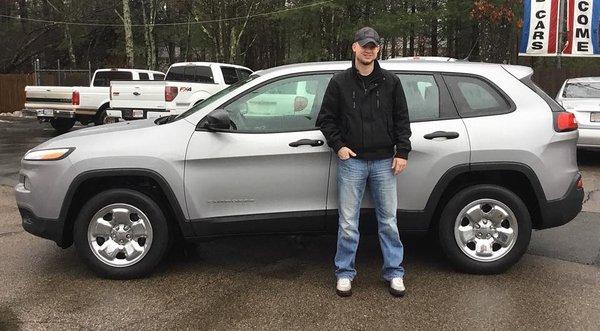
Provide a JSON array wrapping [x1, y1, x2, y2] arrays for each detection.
[[27, 109, 76, 119], [19, 207, 68, 248], [107, 108, 168, 121], [537, 173, 584, 229], [577, 127, 600, 148]]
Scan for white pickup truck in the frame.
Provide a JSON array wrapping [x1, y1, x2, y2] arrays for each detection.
[[107, 62, 252, 120], [24, 68, 165, 132]]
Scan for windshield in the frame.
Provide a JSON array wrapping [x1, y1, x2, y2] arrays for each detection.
[[563, 82, 600, 98], [175, 74, 259, 121]]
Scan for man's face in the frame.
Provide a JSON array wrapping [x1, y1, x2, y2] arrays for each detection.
[[352, 42, 380, 65]]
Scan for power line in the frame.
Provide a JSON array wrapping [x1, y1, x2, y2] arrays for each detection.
[[0, 0, 332, 27]]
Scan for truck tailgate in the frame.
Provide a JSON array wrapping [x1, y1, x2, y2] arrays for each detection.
[[25, 86, 74, 109], [110, 81, 166, 110]]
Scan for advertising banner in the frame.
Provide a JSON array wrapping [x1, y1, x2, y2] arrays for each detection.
[[519, 0, 560, 56], [562, 0, 600, 56]]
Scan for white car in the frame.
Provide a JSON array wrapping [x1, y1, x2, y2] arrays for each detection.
[[107, 62, 253, 121], [556, 77, 600, 148], [24, 69, 165, 132]]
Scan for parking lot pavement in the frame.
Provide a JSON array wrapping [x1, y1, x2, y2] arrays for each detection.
[[1, 117, 600, 328]]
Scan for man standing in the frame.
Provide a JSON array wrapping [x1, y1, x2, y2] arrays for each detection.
[[316, 27, 412, 297]]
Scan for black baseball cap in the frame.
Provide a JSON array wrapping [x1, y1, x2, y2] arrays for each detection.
[[354, 27, 380, 46]]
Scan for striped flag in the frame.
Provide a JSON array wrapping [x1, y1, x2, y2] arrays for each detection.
[[562, 0, 600, 55], [519, 0, 560, 56]]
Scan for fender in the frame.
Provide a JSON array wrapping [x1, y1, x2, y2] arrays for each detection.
[[58, 168, 194, 245]]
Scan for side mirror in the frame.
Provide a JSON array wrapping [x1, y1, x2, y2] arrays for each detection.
[[200, 109, 231, 131], [294, 96, 308, 112]]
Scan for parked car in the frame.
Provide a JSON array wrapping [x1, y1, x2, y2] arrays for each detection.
[[24, 69, 165, 132], [16, 59, 583, 279], [556, 77, 600, 148], [107, 62, 252, 121]]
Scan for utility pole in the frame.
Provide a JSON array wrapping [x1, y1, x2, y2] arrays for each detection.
[[557, 0, 566, 69]]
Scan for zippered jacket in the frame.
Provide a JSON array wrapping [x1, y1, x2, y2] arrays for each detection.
[[316, 59, 412, 160]]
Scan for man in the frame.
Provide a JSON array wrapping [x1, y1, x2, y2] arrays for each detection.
[[316, 27, 412, 297]]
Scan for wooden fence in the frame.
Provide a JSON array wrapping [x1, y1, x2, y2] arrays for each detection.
[[0, 74, 35, 114]]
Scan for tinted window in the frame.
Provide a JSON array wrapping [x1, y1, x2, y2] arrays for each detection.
[[220, 74, 333, 132], [138, 73, 149, 80], [397, 74, 440, 121], [93, 71, 133, 87], [237, 69, 252, 80], [444, 75, 511, 117], [152, 73, 165, 81], [166, 66, 214, 83], [221, 66, 239, 84], [194, 66, 214, 83]]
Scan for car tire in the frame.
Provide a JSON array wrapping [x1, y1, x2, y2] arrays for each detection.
[[73, 189, 171, 279], [438, 184, 532, 274], [49, 118, 75, 133], [94, 106, 113, 125]]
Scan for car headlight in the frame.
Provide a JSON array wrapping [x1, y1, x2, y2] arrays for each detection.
[[23, 148, 74, 161]]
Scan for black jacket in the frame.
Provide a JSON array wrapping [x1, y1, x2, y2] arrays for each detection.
[[316, 59, 412, 160]]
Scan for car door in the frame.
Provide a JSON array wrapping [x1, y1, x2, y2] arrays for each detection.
[[325, 72, 471, 231], [184, 73, 334, 236]]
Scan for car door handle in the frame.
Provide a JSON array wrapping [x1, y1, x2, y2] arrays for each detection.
[[289, 139, 324, 147], [423, 131, 459, 140], [133, 92, 141, 96]]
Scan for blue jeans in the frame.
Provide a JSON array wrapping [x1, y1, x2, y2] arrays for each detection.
[[334, 157, 405, 281]]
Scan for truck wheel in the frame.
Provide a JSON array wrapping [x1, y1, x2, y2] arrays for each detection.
[[73, 189, 171, 279], [94, 108, 113, 125], [49, 118, 75, 133], [438, 184, 532, 274]]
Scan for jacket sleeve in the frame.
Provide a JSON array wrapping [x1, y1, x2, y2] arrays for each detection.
[[392, 77, 412, 160], [316, 78, 346, 153]]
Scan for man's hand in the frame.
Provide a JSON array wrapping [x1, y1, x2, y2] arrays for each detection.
[[337, 147, 357, 160], [392, 157, 407, 176]]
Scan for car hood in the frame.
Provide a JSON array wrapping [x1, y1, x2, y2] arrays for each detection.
[[33, 119, 158, 150]]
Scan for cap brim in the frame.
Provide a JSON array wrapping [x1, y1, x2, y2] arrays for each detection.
[[358, 38, 379, 47]]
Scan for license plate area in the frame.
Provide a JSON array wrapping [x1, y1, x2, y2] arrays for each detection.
[[132, 109, 143, 118], [591, 112, 600, 122]]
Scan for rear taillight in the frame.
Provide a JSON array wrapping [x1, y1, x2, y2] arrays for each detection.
[[554, 112, 577, 132], [72, 91, 80, 106], [165, 86, 178, 102]]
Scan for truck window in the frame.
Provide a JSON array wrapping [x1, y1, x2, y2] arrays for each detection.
[[166, 66, 214, 83], [236, 68, 252, 80], [153, 73, 165, 80], [138, 73, 149, 80], [221, 66, 239, 85], [93, 71, 133, 87]]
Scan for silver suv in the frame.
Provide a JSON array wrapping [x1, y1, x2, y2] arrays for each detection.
[[15, 60, 584, 279]]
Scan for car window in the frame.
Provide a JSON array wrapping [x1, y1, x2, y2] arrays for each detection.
[[93, 71, 133, 87], [397, 74, 440, 121], [221, 66, 239, 84], [562, 82, 600, 98], [166, 66, 214, 83], [153, 73, 165, 81], [194, 66, 214, 83], [444, 75, 511, 117], [237, 69, 252, 80], [138, 73, 149, 80], [221, 74, 333, 132]]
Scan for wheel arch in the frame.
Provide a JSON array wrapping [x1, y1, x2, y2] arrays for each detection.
[[58, 169, 193, 248], [426, 162, 546, 232]]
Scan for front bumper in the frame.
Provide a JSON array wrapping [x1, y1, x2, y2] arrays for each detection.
[[537, 173, 584, 229], [19, 207, 68, 247]]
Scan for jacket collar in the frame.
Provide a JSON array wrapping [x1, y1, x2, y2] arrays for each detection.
[[351, 57, 383, 82]]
